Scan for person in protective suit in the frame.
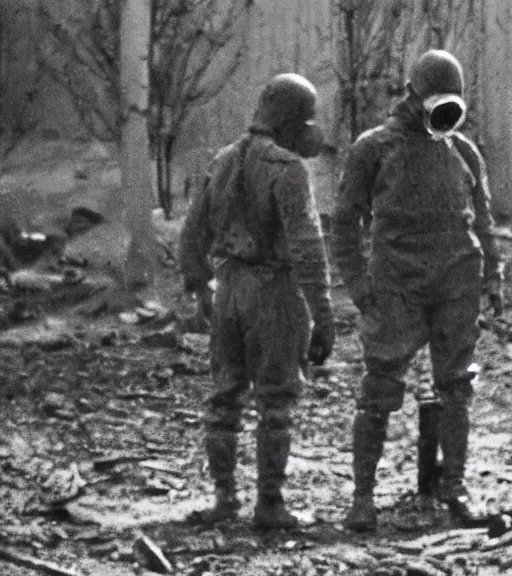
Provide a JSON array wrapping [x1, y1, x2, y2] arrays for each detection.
[[179, 73, 335, 529], [331, 49, 503, 532]]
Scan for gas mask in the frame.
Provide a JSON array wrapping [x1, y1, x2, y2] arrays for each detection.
[[295, 121, 324, 158], [422, 93, 467, 141], [276, 120, 324, 158]]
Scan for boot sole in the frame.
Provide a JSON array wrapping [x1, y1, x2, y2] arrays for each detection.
[[446, 502, 489, 527]]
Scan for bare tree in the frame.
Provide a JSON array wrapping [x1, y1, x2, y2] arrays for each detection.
[[37, 0, 120, 142], [0, 2, 42, 171], [37, 0, 249, 218], [326, 0, 407, 146], [150, 0, 250, 218], [118, 0, 156, 294]]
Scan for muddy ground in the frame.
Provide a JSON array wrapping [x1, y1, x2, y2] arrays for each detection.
[[0, 139, 512, 575], [0, 269, 512, 576]]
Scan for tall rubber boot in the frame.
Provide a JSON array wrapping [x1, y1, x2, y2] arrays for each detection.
[[345, 410, 388, 532], [254, 426, 298, 530], [188, 429, 240, 525], [418, 398, 443, 497], [438, 389, 486, 526]]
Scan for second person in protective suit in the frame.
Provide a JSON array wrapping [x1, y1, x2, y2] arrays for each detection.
[[179, 73, 335, 529], [331, 49, 503, 532]]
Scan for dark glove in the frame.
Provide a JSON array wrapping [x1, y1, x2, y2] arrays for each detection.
[[184, 278, 205, 295], [308, 309, 336, 366], [198, 285, 214, 321]]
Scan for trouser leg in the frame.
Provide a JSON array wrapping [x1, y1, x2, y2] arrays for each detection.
[[205, 406, 241, 492], [345, 369, 405, 531], [435, 380, 485, 524], [189, 269, 248, 525], [253, 401, 299, 529], [245, 269, 309, 530], [256, 406, 292, 501], [429, 285, 485, 524], [354, 285, 429, 526], [345, 408, 389, 531], [439, 381, 487, 526]]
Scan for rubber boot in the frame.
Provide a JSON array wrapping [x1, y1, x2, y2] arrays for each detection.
[[345, 410, 388, 532], [188, 429, 240, 525], [253, 426, 297, 530], [418, 398, 443, 497], [438, 388, 486, 526]]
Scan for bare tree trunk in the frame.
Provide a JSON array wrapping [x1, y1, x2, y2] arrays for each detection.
[[156, 131, 164, 211], [120, 0, 156, 292], [163, 135, 174, 219], [344, 8, 358, 142]]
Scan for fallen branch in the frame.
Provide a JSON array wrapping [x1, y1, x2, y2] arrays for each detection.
[[93, 451, 151, 471], [0, 546, 79, 576], [399, 527, 487, 551], [480, 527, 512, 551], [139, 460, 182, 476], [117, 391, 171, 400], [421, 542, 474, 559]]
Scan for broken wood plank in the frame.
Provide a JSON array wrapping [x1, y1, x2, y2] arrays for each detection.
[[0, 546, 79, 576], [132, 533, 172, 574]]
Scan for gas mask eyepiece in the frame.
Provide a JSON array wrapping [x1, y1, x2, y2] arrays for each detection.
[[422, 94, 467, 140]]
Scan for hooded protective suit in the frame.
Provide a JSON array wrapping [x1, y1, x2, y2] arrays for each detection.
[[332, 50, 503, 531], [332, 91, 501, 400], [179, 73, 334, 528]]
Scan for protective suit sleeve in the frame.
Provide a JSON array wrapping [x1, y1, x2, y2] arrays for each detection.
[[331, 133, 377, 308], [178, 174, 214, 293], [453, 134, 503, 289], [272, 159, 332, 327]]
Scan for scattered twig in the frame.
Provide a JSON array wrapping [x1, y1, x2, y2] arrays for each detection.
[[117, 391, 172, 400], [93, 451, 151, 471], [138, 460, 182, 476]]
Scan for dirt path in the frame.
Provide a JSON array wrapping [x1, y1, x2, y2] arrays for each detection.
[[0, 285, 511, 576]]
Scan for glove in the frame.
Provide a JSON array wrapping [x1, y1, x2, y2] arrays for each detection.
[[198, 285, 214, 321], [184, 278, 205, 295], [489, 292, 503, 317], [308, 308, 336, 366], [485, 276, 503, 317]]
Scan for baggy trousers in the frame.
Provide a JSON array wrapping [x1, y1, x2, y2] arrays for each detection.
[[353, 254, 482, 496], [205, 259, 311, 499]]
